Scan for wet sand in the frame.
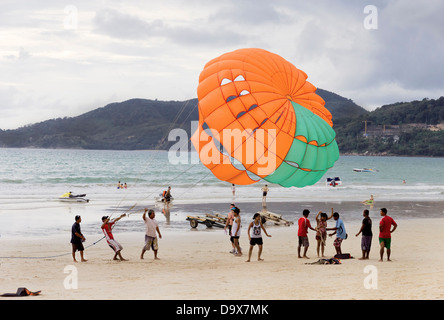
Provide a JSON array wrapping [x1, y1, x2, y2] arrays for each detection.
[[1, 200, 443, 300]]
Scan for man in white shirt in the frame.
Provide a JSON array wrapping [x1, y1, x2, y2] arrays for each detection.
[[140, 208, 162, 260]]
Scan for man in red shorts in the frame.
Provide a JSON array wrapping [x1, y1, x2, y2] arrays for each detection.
[[379, 208, 397, 262]]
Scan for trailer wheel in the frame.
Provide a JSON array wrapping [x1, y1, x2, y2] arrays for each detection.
[[205, 220, 213, 228], [190, 219, 198, 228]]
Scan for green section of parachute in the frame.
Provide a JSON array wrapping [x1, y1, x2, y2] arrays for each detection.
[[264, 101, 339, 188]]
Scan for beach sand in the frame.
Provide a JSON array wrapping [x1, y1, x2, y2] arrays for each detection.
[[1, 207, 444, 301]]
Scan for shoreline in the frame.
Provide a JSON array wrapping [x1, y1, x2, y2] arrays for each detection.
[[169, 199, 444, 223], [1, 199, 443, 241], [2, 147, 443, 158]]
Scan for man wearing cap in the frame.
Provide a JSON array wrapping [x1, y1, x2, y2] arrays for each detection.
[[224, 203, 236, 254], [231, 206, 242, 256], [71, 215, 87, 262], [101, 214, 127, 261]]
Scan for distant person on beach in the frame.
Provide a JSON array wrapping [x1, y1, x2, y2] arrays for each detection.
[[141, 209, 162, 260], [355, 209, 373, 260], [231, 206, 242, 256], [261, 184, 269, 207], [261, 184, 269, 197], [124, 183, 127, 189], [246, 213, 271, 262], [231, 184, 236, 203], [327, 212, 347, 255], [379, 208, 397, 262], [117, 181, 121, 189], [297, 209, 316, 259], [71, 215, 87, 262], [315, 209, 334, 257], [101, 214, 127, 261], [163, 186, 172, 204], [224, 203, 236, 254]]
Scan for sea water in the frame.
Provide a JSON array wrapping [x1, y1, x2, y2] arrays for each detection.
[[0, 148, 443, 239]]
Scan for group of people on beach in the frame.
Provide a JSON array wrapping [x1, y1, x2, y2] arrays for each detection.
[[224, 204, 272, 262], [223, 203, 398, 263], [71, 200, 397, 264], [70, 208, 162, 262], [297, 207, 397, 261]]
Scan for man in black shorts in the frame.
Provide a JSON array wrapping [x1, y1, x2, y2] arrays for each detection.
[[71, 215, 87, 262]]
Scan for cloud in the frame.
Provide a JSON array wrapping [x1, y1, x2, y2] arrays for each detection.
[[209, 0, 288, 26], [92, 7, 247, 47], [93, 8, 165, 40], [0, 0, 442, 129], [375, 0, 444, 90]]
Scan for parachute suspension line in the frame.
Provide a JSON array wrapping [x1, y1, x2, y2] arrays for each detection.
[[123, 100, 199, 215], [0, 101, 199, 260], [110, 99, 199, 219], [0, 235, 106, 260], [173, 168, 215, 200], [126, 161, 202, 217]]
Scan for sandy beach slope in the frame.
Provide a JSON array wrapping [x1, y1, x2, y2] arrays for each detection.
[[1, 214, 443, 300]]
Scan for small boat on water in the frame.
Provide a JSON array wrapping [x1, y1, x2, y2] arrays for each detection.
[[59, 192, 89, 203], [353, 168, 377, 172]]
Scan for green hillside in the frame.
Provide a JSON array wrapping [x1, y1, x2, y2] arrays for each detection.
[[0, 91, 442, 156], [0, 88, 365, 150], [335, 97, 444, 156]]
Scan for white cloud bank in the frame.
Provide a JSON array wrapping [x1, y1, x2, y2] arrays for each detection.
[[0, 0, 443, 129]]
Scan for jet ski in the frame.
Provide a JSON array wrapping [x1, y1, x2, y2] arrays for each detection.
[[59, 192, 90, 203], [154, 194, 174, 204], [326, 177, 342, 187]]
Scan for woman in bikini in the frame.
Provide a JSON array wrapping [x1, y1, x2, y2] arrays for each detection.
[[315, 209, 334, 257]]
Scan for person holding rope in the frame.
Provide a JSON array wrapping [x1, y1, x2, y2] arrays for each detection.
[[141, 208, 162, 260], [101, 214, 127, 261], [71, 215, 87, 262]]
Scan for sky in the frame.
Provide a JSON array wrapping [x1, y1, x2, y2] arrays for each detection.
[[1, 0, 443, 130]]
